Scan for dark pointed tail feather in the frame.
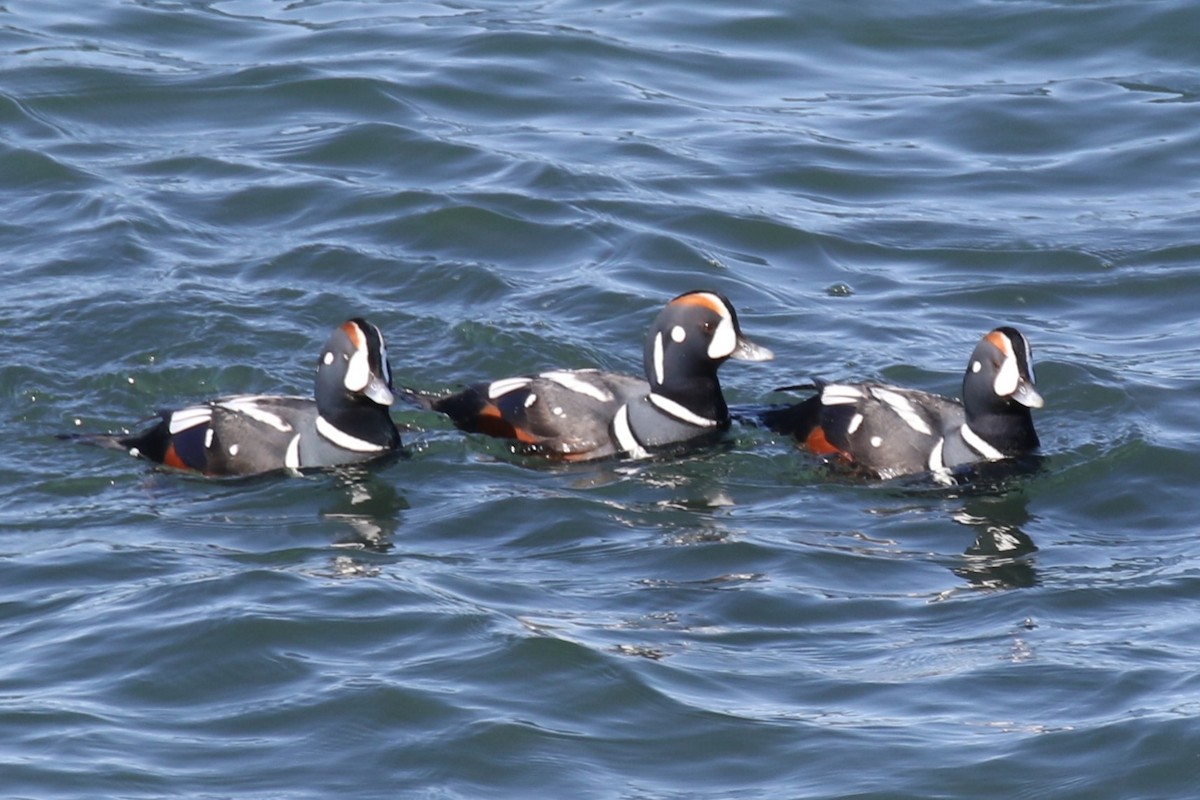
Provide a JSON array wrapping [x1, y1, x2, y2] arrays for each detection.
[[56, 431, 133, 452], [758, 394, 824, 439], [398, 386, 440, 411]]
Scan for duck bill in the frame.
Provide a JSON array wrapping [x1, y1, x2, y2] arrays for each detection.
[[730, 335, 774, 362], [363, 375, 396, 406], [1012, 379, 1043, 409]]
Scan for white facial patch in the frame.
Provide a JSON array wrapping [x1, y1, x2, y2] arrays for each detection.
[[228, 444, 239, 456], [323, 351, 334, 366], [343, 345, 370, 392], [653, 331, 666, 385], [671, 325, 686, 343], [870, 436, 883, 448], [706, 313, 737, 359], [972, 360, 982, 373], [993, 352, 1020, 397]]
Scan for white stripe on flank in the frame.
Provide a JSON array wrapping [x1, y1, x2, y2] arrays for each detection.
[[316, 416, 387, 453], [540, 371, 614, 403], [648, 393, 720, 427], [285, 434, 302, 469], [960, 423, 1005, 460], [928, 436, 946, 472], [612, 404, 650, 459]]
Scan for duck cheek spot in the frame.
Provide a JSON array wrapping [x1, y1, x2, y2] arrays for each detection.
[[971, 360, 982, 374], [993, 355, 1020, 396], [671, 325, 686, 343], [323, 351, 335, 366], [870, 436, 883, 448]]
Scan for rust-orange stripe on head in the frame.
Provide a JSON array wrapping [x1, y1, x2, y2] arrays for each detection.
[[340, 321, 365, 350], [985, 330, 1011, 356], [669, 291, 725, 316]]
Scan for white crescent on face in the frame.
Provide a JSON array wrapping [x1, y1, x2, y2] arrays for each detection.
[[992, 333, 1021, 397], [707, 310, 738, 359], [343, 343, 371, 392]]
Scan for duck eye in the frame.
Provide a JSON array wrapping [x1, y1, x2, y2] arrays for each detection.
[[703, 321, 715, 333]]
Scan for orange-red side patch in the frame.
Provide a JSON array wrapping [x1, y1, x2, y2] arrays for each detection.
[[162, 443, 189, 471], [477, 402, 539, 444], [804, 425, 844, 457]]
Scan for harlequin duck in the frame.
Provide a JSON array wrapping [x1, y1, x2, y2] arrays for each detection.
[[67, 319, 401, 476], [405, 290, 774, 461], [762, 327, 1042, 481]]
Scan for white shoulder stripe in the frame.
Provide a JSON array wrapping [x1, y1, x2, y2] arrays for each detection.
[[960, 423, 1005, 460], [284, 433, 302, 469], [611, 404, 650, 459], [647, 393, 720, 428], [821, 384, 864, 405], [869, 387, 932, 436], [217, 398, 293, 432], [487, 377, 533, 399], [168, 406, 212, 435], [540, 370, 614, 403], [316, 416, 387, 453]]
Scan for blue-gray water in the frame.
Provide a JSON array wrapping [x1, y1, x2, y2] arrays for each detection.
[[4, 1, 1200, 797]]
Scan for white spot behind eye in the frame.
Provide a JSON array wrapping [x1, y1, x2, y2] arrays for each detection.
[[972, 360, 982, 373], [671, 325, 686, 343], [323, 351, 334, 366], [870, 436, 883, 448], [228, 444, 239, 456]]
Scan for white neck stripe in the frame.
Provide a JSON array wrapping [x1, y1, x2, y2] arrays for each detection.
[[316, 416, 387, 453], [960, 423, 1005, 460], [648, 393, 720, 427]]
